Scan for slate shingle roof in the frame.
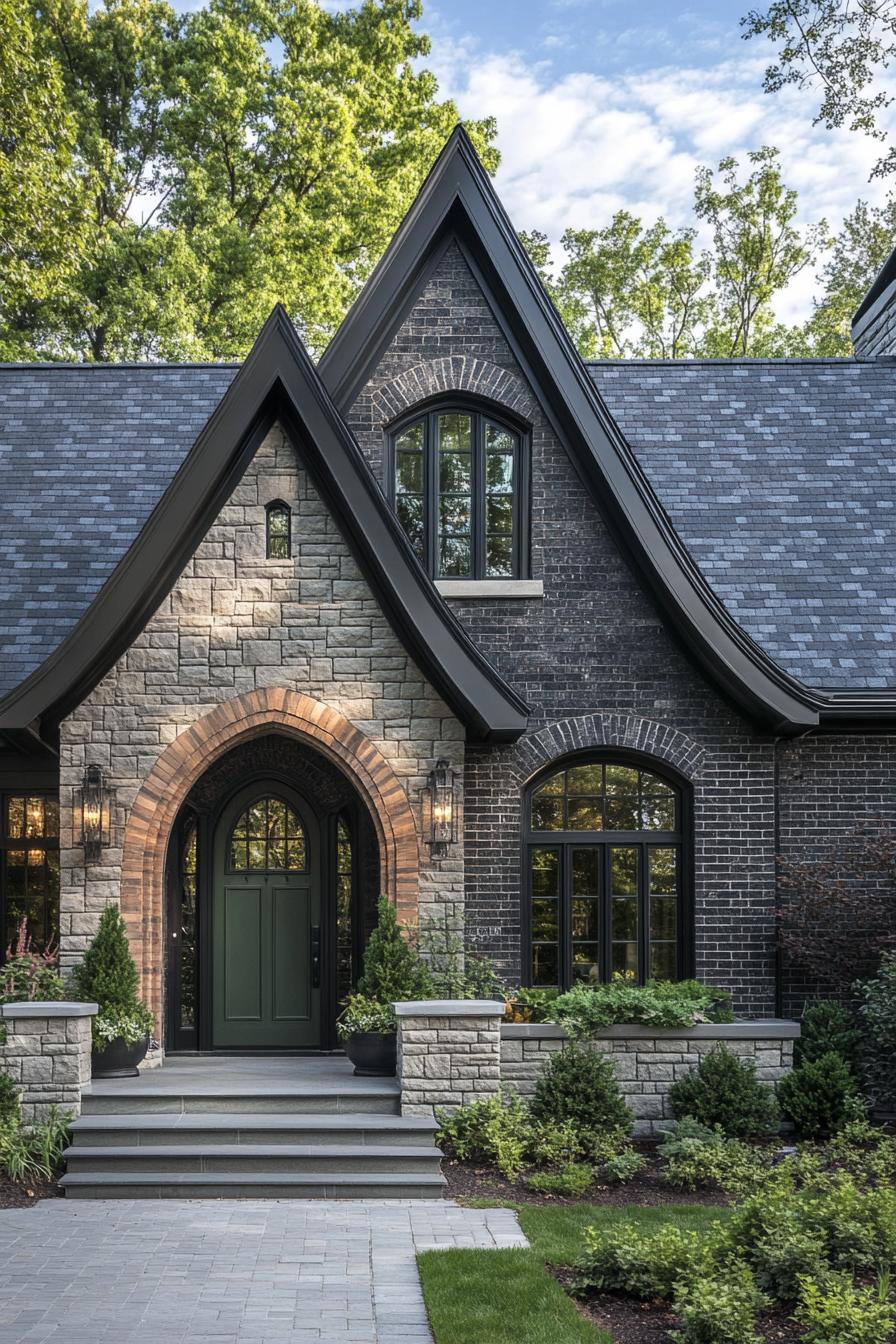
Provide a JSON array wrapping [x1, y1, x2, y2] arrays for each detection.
[[0, 364, 238, 698], [588, 358, 896, 689], [0, 356, 894, 702]]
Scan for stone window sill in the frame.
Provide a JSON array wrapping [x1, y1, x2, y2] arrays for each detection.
[[434, 579, 544, 599]]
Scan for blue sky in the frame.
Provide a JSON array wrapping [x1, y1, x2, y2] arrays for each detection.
[[162, 0, 894, 322]]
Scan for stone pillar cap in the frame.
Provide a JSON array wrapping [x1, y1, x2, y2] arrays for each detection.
[[0, 1001, 98, 1018], [393, 999, 506, 1017]]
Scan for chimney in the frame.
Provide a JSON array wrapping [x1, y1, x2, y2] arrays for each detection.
[[852, 242, 896, 356]]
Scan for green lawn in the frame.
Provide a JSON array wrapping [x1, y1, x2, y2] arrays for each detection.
[[418, 1202, 728, 1344]]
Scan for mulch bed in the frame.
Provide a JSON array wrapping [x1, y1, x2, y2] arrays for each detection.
[[444, 1145, 731, 1207], [0, 1175, 61, 1209], [552, 1268, 806, 1343]]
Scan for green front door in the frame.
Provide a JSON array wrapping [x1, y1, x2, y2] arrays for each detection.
[[212, 787, 320, 1049]]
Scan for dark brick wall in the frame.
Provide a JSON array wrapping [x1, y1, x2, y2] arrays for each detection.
[[344, 241, 891, 1017]]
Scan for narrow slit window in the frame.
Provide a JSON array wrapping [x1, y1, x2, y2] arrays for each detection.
[[266, 501, 291, 560]]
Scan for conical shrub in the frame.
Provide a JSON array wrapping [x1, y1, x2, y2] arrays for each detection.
[[357, 896, 433, 1003]]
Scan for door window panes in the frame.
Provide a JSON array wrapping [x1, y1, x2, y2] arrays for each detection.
[[228, 797, 307, 872]]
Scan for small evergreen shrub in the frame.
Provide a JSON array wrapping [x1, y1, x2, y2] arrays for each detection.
[[657, 1118, 768, 1193], [0, 1072, 21, 1129], [668, 1044, 779, 1138], [672, 1267, 766, 1344], [796, 1000, 861, 1072], [778, 1051, 861, 1139], [856, 951, 896, 1108], [796, 1272, 896, 1344], [530, 1043, 632, 1138], [527, 1162, 593, 1196], [577, 1221, 711, 1299], [357, 896, 433, 1004], [69, 905, 153, 1050]]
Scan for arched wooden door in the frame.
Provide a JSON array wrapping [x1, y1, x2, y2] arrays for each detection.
[[212, 784, 320, 1049]]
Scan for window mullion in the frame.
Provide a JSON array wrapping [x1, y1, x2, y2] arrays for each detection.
[[427, 412, 438, 578], [474, 414, 485, 579]]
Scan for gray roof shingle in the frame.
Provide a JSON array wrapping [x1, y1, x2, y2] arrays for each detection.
[[0, 364, 238, 698], [588, 357, 896, 689]]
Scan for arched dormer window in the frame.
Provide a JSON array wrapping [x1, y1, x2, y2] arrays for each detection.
[[387, 404, 528, 579], [266, 501, 291, 560], [525, 754, 691, 990]]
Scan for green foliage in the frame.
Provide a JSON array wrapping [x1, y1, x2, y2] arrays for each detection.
[[668, 1045, 780, 1138], [70, 905, 153, 1051], [0, 0, 497, 361], [576, 1221, 712, 1299], [527, 1163, 593, 1197], [0, 921, 65, 1005], [415, 910, 504, 1000], [335, 994, 395, 1039], [805, 198, 896, 354], [0, 1072, 21, 1129], [795, 1272, 896, 1344], [602, 1148, 646, 1184], [530, 1043, 633, 1139], [436, 1090, 533, 1180], [357, 896, 433, 1004], [778, 1052, 861, 1139], [552, 979, 733, 1036], [0, 1104, 71, 1183], [856, 950, 896, 1108], [506, 987, 559, 1023], [721, 1185, 828, 1300], [657, 1118, 769, 1193], [796, 1000, 862, 1071], [671, 1266, 767, 1344]]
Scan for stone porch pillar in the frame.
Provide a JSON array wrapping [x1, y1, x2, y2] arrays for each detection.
[[393, 999, 505, 1118], [0, 1001, 97, 1122]]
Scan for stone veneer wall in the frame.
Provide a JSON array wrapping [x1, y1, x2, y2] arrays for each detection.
[[395, 1000, 504, 1117], [57, 426, 464, 1004], [501, 1022, 799, 1137], [0, 1002, 96, 1122], [347, 241, 780, 1015]]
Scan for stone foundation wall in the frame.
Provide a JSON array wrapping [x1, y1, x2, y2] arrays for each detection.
[[0, 1002, 96, 1123], [501, 1021, 799, 1137], [395, 1000, 504, 1117]]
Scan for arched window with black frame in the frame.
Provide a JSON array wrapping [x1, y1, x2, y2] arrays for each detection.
[[387, 402, 529, 579], [266, 500, 291, 560], [525, 754, 691, 990]]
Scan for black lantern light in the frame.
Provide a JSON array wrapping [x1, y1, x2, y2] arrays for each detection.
[[77, 764, 113, 862], [424, 759, 456, 857]]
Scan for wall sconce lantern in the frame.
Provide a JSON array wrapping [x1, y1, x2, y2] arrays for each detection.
[[77, 764, 114, 863], [424, 759, 456, 857]]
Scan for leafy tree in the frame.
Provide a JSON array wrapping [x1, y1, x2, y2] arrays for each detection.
[[742, 0, 896, 179], [806, 195, 896, 352], [694, 146, 827, 356], [1, 0, 497, 361]]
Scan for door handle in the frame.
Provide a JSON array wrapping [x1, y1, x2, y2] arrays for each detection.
[[311, 925, 321, 989]]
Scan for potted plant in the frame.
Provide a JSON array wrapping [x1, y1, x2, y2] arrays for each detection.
[[70, 906, 154, 1078], [338, 896, 432, 1076]]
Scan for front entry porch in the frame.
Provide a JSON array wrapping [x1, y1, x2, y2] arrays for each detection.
[[60, 1055, 445, 1200]]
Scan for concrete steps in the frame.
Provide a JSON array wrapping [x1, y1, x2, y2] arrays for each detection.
[[60, 1060, 445, 1200]]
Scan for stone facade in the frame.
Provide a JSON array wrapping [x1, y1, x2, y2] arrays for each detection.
[[500, 1022, 799, 1137], [58, 427, 465, 1023], [0, 1002, 96, 1123], [395, 1000, 504, 1117], [349, 242, 780, 1015]]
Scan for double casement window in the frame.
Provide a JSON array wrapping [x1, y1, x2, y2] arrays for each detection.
[[387, 405, 527, 580], [0, 793, 60, 953], [525, 756, 690, 990]]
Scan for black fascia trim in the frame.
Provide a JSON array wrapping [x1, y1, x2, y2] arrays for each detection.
[[0, 305, 529, 745], [318, 126, 896, 733], [853, 239, 896, 327]]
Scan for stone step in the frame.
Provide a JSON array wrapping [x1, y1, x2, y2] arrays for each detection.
[[69, 1111, 437, 1148], [59, 1170, 446, 1200], [79, 1085, 399, 1117], [63, 1143, 443, 1175]]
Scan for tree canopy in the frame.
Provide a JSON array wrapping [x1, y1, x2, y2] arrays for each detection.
[[0, 0, 496, 361]]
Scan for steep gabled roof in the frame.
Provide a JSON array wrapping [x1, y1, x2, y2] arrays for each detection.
[[320, 126, 896, 732], [0, 309, 529, 744]]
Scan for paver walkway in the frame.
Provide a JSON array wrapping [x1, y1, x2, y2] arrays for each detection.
[[0, 1199, 528, 1343]]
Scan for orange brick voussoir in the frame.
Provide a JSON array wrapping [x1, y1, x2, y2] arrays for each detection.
[[119, 688, 420, 1025]]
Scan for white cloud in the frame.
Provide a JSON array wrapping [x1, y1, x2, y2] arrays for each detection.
[[431, 43, 895, 325]]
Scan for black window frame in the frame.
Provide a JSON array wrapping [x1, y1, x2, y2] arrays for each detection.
[[386, 398, 531, 580], [0, 790, 61, 956], [265, 500, 291, 560], [522, 749, 694, 991]]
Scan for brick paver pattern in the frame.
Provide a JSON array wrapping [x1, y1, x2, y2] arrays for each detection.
[[0, 1199, 527, 1343]]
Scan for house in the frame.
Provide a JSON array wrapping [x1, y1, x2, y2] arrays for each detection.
[[2, 127, 895, 1057]]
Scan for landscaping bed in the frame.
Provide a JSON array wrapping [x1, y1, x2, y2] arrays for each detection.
[[0, 1173, 60, 1209]]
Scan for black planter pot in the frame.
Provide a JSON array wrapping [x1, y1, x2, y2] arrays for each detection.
[[343, 1030, 397, 1077], [91, 1033, 150, 1079]]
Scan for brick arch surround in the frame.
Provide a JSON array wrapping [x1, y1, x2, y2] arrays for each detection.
[[371, 355, 539, 425], [120, 687, 420, 1021], [512, 713, 706, 785]]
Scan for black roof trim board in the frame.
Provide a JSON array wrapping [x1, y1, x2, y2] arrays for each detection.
[[0, 307, 529, 745], [321, 126, 896, 733], [853, 238, 896, 328]]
